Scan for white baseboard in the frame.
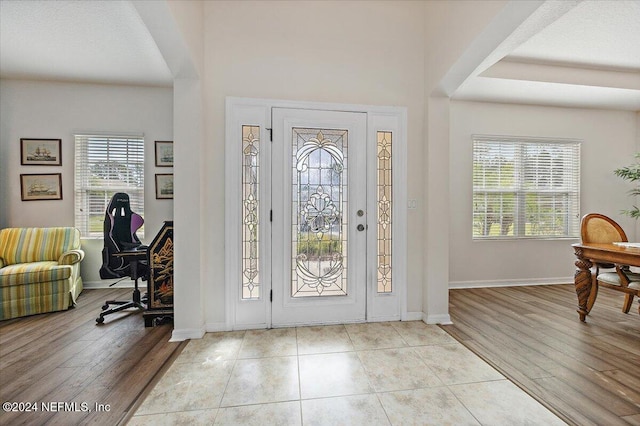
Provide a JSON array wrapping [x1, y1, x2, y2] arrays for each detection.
[[170, 328, 205, 342], [449, 277, 572, 289], [405, 311, 452, 325], [423, 313, 453, 325]]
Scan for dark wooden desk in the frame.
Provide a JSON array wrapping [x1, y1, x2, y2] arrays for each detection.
[[144, 221, 173, 327], [572, 242, 640, 321]]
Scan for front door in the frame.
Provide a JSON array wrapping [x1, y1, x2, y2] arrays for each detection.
[[226, 97, 406, 329], [271, 108, 367, 326]]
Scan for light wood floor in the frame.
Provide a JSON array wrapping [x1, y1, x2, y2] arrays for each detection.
[[443, 284, 640, 426], [0, 288, 185, 426], [1, 285, 638, 425]]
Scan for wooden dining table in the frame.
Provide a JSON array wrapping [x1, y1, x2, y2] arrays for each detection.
[[572, 242, 640, 321]]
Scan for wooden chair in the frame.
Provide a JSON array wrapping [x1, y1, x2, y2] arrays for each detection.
[[581, 213, 640, 314]]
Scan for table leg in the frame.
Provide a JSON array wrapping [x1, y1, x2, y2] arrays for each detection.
[[574, 250, 595, 322]]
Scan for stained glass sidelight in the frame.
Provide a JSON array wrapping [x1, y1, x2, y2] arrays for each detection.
[[292, 128, 348, 297], [377, 131, 392, 293], [242, 126, 260, 299]]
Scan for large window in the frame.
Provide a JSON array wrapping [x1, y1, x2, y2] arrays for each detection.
[[472, 136, 580, 240], [74, 134, 145, 238]]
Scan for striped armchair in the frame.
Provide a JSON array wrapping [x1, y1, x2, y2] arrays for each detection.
[[0, 227, 84, 320]]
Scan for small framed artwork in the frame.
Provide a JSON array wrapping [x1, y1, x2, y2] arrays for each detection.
[[155, 174, 174, 199], [155, 141, 173, 167], [21, 138, 62, 166], [20, 173, 63, 201]]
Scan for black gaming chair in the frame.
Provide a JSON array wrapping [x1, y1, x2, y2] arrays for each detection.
[[97, 192, 148, 324]]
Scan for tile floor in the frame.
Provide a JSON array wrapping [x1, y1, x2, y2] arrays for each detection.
[[128, 321, 566, 425]]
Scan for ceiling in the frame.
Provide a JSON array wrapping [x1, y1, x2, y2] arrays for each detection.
[[0, 0, 638, 110], [452, 0, 640, 110], [0, 0, 172, 87]]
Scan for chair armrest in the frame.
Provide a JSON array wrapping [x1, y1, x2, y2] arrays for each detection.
[[59, 249, 85, 265]]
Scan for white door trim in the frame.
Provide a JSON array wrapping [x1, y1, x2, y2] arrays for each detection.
[[225, 97, 407, 330]]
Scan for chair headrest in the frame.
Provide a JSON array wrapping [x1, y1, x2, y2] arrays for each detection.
[[107, 192, 133, 217]]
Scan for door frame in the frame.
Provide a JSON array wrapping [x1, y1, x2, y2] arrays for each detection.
[[224, 97, 407, 329]]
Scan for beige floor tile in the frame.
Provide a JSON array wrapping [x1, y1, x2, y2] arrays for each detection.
[[239, 328, 298, 358], [176, 330, 245, 364], [214, 401, 301, 426], [414, 343, 504, 385], [221, 356, 300, 406], [379, 387, 481, 426], [390, 321, 458, 346], [128, 409, 218, 425], [296, 325, 354, 354], [299, 352, 374, 399], [132, 321, 570, 426], [301, 394, 390, 426], [357, 347, 443, 392], [450, 380, 566, 425], [135, 359, 234, 415], [344, 322, 407, 350]]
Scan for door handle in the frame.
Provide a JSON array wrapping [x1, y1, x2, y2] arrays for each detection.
[[357, 224, 365, 232]]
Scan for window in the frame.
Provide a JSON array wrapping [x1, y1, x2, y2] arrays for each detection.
[[74, 134, 145, 238], [472, 136, 580, 240]]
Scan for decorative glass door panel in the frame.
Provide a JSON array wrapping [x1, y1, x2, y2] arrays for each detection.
[[292, 128, 348, 298], [272, 109, 367, 326], [242, 125, 260, 299]]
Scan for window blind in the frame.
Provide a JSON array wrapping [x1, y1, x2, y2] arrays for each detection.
[[472, 136, 580, 239], [74, 134, 145, 238]]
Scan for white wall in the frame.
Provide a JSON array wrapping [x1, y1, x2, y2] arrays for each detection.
[[203, 0, 428, 326], [0, 79, 173, 285], [194, 0, 514, 330], [133, 0, 206, 340], [449, 100, 638, 287]]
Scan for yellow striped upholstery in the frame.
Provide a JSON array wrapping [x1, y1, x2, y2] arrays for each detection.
[[0, 262, 72, 286], [0, 227, 79, 265], [0, 227, 84, 320]]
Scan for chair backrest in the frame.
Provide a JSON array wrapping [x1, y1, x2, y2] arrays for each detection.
[[0, 227, 80, 265], [581, 213, 627, 244], [99, 192, 144, 279]]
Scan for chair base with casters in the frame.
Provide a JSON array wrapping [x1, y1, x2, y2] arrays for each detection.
[[96, 250, 148, 324]]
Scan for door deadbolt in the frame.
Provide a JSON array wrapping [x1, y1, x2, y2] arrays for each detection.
[[357, 210, 364, 217]]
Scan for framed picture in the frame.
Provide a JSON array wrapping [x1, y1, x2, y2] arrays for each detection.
[[155, 174, 174, 199], [155, 141, 173, 167], [20, 173, 63, 201], [21, 138, 62, 166]]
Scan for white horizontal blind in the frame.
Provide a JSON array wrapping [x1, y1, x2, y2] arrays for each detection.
[[74, 134, 145, 238], [472, 136, 580, 239]]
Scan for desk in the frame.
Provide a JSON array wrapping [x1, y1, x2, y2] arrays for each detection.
[[144, 221, 173, 327], [572, 242, 640, 321]]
